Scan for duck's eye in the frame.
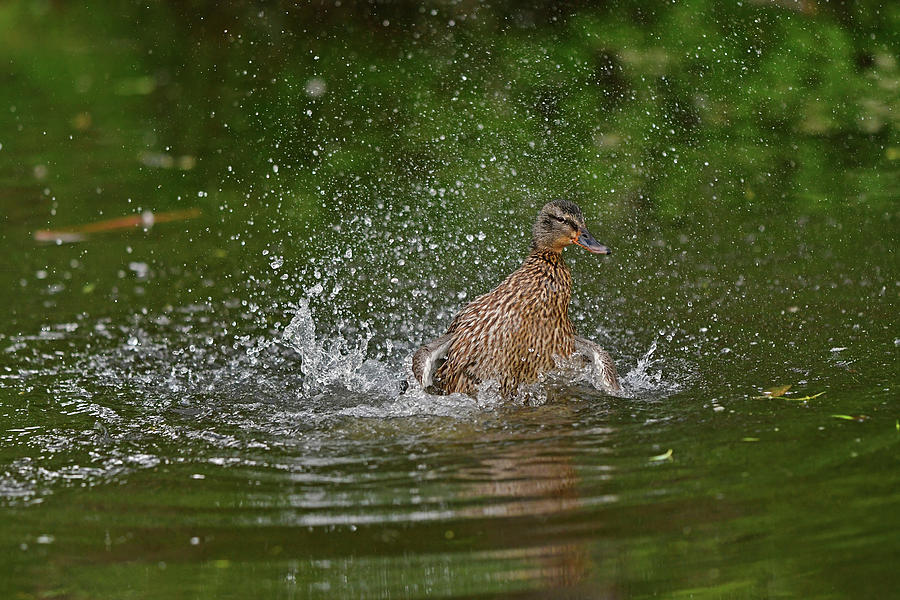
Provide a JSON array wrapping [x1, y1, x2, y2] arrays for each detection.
[[553, 215, 566, 223]]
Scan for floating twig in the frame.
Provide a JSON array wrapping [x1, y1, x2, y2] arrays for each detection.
[[783, 391, 826, 402], [34, 208, 201, 243]]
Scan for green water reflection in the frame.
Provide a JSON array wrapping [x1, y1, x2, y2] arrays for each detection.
[[1, 2, 898, 599]]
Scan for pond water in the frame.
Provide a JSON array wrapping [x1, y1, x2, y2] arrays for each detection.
[[1, 3, 898, 599]]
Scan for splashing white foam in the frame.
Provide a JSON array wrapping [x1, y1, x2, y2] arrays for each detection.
[[266, 282, 680, 407], [280, 298, 393, 395], [620, 340, 678, 395]]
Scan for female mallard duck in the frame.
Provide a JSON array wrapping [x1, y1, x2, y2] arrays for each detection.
[[412, 199, 620, 397]]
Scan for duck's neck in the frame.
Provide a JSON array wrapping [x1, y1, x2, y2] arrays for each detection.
[[524, 249, 573, 300], [528, 247, 568, 269], [522, 247, 574, 333]]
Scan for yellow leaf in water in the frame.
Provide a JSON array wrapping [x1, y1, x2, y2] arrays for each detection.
[[649, 449, 673, 462]]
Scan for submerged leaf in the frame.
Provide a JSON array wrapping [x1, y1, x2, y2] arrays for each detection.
[[831, 414, 868, 422]]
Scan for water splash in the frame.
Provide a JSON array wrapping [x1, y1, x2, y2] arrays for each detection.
[[278, 290, 682, 406], [280, 298, 395, 396], [619, 340, 680, 396]]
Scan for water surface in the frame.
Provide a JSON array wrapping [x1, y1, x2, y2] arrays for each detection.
[[1, 2, 898, 599]]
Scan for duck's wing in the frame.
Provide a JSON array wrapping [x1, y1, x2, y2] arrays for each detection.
[[573, 336, 621, 392], [412, 333, 454, 389]]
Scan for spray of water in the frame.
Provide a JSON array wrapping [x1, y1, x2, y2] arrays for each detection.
[[281, 297, 391, 395], [273, 276, 680, 412], [619, 340, 681, 396]]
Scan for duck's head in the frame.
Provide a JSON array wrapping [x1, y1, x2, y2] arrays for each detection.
[[531, 199, 610, 255]]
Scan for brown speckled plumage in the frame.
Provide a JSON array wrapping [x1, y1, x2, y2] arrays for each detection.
[[413, 199, 620, 397]]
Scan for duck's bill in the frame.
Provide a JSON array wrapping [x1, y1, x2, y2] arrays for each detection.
[[574, 228, 611, 254]]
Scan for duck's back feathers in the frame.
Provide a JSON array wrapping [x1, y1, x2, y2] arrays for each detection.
[[416, 250, 577, 396]]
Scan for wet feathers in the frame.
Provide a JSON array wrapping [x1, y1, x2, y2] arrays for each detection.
[[412, 199, 619, 397]]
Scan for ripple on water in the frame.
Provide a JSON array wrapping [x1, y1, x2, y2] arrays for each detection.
[[1, 295, 684, 506]]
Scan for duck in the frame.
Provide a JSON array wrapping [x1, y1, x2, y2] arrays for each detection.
[[412, 199, 620, 397]]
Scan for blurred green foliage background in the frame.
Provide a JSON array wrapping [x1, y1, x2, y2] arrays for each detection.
[[1, 0, 897, 224]]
